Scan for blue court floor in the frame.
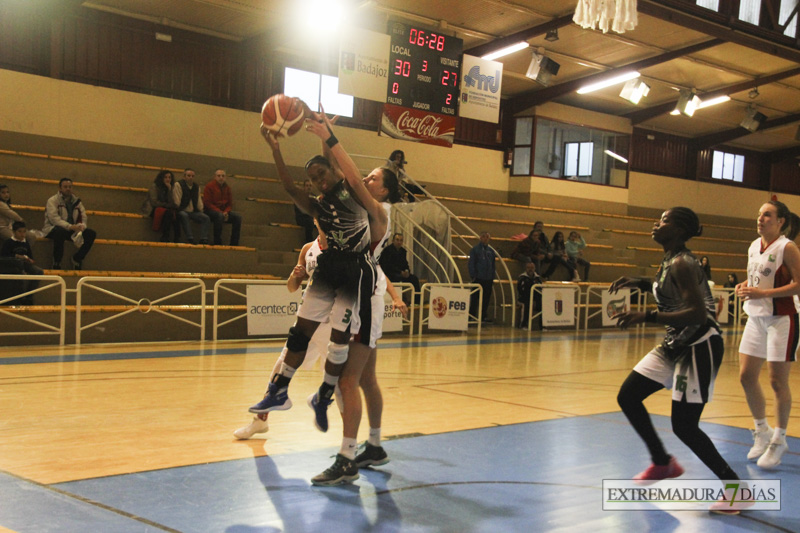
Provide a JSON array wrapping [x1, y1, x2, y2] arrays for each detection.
[[1, 413, 798, 532]]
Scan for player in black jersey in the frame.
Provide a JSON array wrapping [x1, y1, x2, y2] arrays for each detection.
[[609, 207, 743, 513]]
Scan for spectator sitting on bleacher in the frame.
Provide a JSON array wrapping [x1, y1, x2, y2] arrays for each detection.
[[511, 229, 546, 270], [173, 168, 210, 245], [517, 261, 543, 329], [0, 184, 24, 244], [0, 221, 43, 304], [43, 178, 97, 270], [379, 232, 420, 299], [294, 179, 317, 244], [149, 170, 181, 243], [203, 169, 242, 247], [542, 230, 578, 281], [566, 231, 590, 281]]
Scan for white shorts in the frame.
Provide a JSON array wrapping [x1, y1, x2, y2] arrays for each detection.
[[739, 314, 799, 362], [297, 278, 359, 334], [359, 270, 387, 349], [633, 333, 723, 404]]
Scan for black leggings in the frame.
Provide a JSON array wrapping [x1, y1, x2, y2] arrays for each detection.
[[617, 371, 738, 480]]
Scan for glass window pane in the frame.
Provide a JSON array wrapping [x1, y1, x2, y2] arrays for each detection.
[[711, 151, 723, 179], [513, 147, 531, 175], [739, 0, 761, 24], [578, 142, 593, 176], [734, 155, 745, 182], [515, 118, 533, 145], [697, 0, 719, 10], [320, 75, 353, 118], [564, 143, 578, 176], [284, 68, 320, 109], [781, 0, 798, 37], [723, 153, 735, 180]]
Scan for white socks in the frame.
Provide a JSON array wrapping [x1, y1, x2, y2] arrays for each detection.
[[340, 438, 357, 459], [368, 427, 382, 447], [754, 418, 770, 432]]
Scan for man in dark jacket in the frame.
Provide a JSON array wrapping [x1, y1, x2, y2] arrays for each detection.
[[468, 231, 496, 322], [379, 233, 420, 297]]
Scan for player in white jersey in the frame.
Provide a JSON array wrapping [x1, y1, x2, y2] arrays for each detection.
[[610, 207, 743, 514], [233, 233, 333, 439], [737, 200, 800, 469], [306, 112, 404, 485]]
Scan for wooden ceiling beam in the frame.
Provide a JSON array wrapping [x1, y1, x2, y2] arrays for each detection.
[[638, 0, 800, 64], [508, 38, 722, 114], [463, 13, 575, 58], [692, 112, 800, 151], [627, 66, 800, 125]]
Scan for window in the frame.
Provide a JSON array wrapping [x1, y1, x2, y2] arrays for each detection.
[[711, 150, 745, 182], [511, 117, 533, 176], [564, 142, 594, 177], [780, 0, 798, 37], [283, 67, 354, 117], [739, 0, 761, 25], [696, 0, 719, 11]]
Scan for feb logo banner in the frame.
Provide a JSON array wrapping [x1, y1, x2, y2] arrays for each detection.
[[428, 286, 470, 331], [380, 103, 456, 148], [246, 285, 302, 335], [602, 289, 631, 327]]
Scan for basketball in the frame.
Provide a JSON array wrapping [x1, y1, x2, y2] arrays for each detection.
[[261, 94, 307, 137]]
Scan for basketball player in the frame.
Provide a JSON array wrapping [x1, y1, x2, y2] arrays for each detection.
[[305, 110, 403, 485], [249, 124, 379, 431], [233, 229, 331, 439], [736, 200, 800, 469], [610, 207, 742, 513]]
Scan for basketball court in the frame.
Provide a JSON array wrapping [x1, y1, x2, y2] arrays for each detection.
[[1, 328, 798, 532]]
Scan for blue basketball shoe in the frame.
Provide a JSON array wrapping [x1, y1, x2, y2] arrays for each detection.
[[249, 382, 292, 414]]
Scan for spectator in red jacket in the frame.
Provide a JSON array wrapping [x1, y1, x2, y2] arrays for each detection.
[[202, 169, 242, 246]]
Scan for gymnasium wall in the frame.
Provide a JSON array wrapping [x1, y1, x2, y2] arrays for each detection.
[[1, 67, 795, 223]]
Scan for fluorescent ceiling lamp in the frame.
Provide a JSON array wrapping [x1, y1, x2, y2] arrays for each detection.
[[697, 95, 731, 109], [482, 42, 529, 61], [619, 79, 650, 104], [577, 71, 640, 94], [604, 150, 629, 164]]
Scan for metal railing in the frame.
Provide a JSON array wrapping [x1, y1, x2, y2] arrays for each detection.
[[75, 276, 206, 344], [0, 274, 67, 344], [351, 152, 515, 326]]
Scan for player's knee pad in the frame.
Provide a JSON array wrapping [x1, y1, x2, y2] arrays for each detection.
[[326, 341, 349, 365], [286, 326, 310, 353]]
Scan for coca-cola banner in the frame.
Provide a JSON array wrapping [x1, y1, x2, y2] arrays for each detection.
[[380, 103, 456, 148]]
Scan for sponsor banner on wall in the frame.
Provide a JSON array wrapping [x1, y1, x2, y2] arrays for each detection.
[[459, 54, 502, 123], [428, 286, 470, 331], [541, 287, 576, 327], [602, 289, 631, 327], [382, 291, 404, 333], [380, 103, 456, 147], [246, 285, 302, 335], [338, 28, 390, 102], [712, 290, 730, 324]]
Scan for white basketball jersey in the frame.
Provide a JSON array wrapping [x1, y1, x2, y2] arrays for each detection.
[[304, 239, 322, 277], [744, 235, 799, 316], [370, 202, 393, 265]]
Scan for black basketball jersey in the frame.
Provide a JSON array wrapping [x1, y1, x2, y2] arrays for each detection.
[[310, 180, 370, 254]]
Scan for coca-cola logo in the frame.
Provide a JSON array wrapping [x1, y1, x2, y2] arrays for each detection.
[[397, 111, 442, 137]]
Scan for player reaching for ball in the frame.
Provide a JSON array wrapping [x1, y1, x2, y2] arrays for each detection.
[[248, 102, 385, 446]]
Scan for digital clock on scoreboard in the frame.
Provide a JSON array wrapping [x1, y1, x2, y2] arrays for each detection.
[[386, 22, 463, 116]]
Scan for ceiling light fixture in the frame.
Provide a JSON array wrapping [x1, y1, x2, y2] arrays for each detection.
[[604, 150, 629, 163], [544, 28, 559, 42], [740, 106, 766, 132], [481, 41, 529, 61], [525, 51, 561, 86], [577, 71, 640, 94], [696, 95, 731, 109], [671, 89, 701, 117], [619, 79, 650, 104], [748, 87, 760, 99]]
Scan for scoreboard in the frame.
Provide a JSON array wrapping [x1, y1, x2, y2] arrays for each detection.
[[386, 22, 463, 116]]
